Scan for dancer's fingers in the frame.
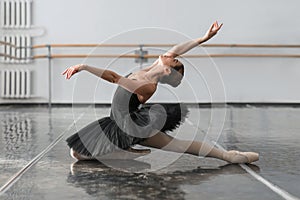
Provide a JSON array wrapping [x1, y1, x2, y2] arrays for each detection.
[[214, 21, 218, 27], [62, 68, 68, 75], [218, 23, 223, 30], [213, 21, 223, 32], [209, 23, 214, 32], [67, 70, 73, 79], [62, 67, 77, 79]]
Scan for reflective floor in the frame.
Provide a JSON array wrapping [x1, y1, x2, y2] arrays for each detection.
[[0, 105, 299, 200]]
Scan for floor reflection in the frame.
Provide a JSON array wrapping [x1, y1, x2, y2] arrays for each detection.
[[0, 113, 37, 200], [1, 113, 35, 160], [67, 160, 260, 199]]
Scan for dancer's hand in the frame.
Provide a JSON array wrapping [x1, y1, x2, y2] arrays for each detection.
[[203, 21, 223, 41], [62, 64, 84, 79]]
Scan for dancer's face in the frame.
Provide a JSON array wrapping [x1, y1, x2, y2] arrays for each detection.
[[158, 55, 184, 87], [159, 55, 182, 69]]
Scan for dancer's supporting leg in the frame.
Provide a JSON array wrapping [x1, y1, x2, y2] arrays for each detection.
[[140, 131, 259, 164]]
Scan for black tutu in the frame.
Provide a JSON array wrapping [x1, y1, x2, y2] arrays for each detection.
[[66, 85, 189, 157]]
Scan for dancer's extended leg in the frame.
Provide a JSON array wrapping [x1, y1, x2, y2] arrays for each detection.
[[140, 131, 259, 164]]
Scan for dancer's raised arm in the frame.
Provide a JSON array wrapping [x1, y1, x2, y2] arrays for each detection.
[[62, 64, 156, 102], [164, 21, 223, 57]]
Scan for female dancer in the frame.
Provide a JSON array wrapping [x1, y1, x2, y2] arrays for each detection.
[[63, 21, 259, 164]]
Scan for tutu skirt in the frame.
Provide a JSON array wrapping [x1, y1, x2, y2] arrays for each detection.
[[66, 103, 188, 157]]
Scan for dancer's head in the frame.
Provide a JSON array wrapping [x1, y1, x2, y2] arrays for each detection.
[[158, 55, 184, 87]]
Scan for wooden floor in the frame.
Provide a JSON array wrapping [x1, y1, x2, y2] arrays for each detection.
[[0, 105, 299, 200]]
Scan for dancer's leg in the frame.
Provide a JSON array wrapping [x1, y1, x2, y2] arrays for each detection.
[[140, 131, 259, 164], [140, 131, 224, 159]]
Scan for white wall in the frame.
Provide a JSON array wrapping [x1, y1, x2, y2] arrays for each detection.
[[1, 0, 300, 104]]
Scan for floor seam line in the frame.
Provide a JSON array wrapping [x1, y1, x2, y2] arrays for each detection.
[[186, 118, 300, 200]]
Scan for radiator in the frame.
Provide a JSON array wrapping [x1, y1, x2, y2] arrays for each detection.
[[0, 69, 31, 98], [1, 34, 31, 63], [0, 0, 32, 28]]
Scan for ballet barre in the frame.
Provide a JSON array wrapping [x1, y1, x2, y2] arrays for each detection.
[[3, 41, 300, 49], [30, 43, 300, 48], [31, 54, 300, 59], [2, 42, 300, 60], [2, 42, 300, 59], [2, 53, 300, 60], [1, 42, 300, 108]]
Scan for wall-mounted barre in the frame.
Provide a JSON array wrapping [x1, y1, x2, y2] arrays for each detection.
[[2, 53, 300, 60], [31, 43, 300, 60], [1, 41, 300, 108], [32, 54, 300, 59], [0, 53, 25, 60], [2, 42, 300, 60], [0, 41, 18, 47], [31, 43, 300, 49], [2, 42, 300, 49]]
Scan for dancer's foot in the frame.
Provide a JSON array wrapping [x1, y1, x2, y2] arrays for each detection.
[[223, 150, 259, 164], [70, 148, 95, 161]]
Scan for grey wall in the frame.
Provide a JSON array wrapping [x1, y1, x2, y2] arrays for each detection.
[[1, 0, 300, 104]]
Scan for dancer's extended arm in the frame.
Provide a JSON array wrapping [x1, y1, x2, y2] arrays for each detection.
[[164, 21, 223, 57], [62, 64, 156, 102]]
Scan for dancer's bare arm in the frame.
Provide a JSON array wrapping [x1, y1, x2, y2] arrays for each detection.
[[62, 64, 156, 102], [164, 21, 223, 57]]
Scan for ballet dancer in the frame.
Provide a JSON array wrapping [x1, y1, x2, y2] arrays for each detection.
[[62, 21, 259, 164]]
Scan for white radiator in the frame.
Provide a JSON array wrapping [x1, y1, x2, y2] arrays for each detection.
[[1, 34, 31, 63], [0, 0, 32, 28], [0, 69, 31, 98]]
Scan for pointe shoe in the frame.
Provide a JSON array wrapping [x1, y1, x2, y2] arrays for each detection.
[[225, 150, 259, 164], [70, 148, 95, 161]]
